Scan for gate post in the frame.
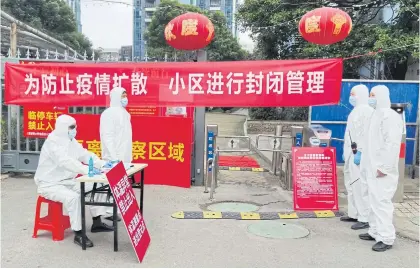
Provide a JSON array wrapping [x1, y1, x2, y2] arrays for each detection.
[[271, 125, 283, 175], [191, 50, 207, 186]]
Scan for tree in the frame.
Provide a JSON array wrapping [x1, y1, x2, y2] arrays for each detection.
[[1, 0, 96, 54], [145, 0, 247, 61], [236, 0, 419, 80]]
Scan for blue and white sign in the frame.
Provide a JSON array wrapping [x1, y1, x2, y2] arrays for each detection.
[[295, 132, 302, 147], [207, 131, 214, 172]]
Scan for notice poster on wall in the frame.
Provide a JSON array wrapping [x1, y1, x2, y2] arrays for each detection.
[[23, 106, 68, 138], [292, 147, 338, 211]]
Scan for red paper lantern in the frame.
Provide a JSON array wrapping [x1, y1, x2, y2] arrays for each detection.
[[298, 7, 352, 45], [164, 12, 215, 50]]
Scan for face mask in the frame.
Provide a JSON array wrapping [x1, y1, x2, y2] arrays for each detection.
[[68, 128, 77, 140], [368, 98, 377, 108], [349, 96, 357, 107], [121, 97, 128, 107]]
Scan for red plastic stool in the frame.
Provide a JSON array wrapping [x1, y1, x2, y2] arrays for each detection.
[[32, 196, 71, 241]]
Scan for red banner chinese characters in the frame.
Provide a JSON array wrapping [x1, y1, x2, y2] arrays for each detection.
[[73, 114, 192, 188], [106, 163, 150, 262], [4, 59, 343, 107], [292, 147, 338, 211], [23, 106, 68, 138]]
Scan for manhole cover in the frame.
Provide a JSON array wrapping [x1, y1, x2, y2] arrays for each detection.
[[247, 221, 310, 239], [208, 202, 259, 212], [410, 216, 419, 226]]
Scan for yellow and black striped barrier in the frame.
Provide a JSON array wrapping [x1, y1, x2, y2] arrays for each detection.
[[218, 166, 269, 172], [171, 210, 343, 220]]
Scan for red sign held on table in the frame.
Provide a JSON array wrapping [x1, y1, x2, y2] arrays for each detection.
[[292, 147, 338, 211], [106, 162, 151, 263]]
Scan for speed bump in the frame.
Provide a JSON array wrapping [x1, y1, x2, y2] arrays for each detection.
[[171, 210, 343, 220], [218, 166, 269, 172]]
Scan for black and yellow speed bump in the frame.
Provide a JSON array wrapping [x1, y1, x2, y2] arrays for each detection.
[[171, 210, 344, 220], [218, 166, 269, 172]]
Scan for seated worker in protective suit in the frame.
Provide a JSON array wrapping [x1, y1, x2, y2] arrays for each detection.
[[100, 87, 133, 221], [34, 114, 114, 248], [341, 85, 374, 230], [359, 85, 403, 252]]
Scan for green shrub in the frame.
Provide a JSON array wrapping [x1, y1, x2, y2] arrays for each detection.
[[249, 107, 309, 121]]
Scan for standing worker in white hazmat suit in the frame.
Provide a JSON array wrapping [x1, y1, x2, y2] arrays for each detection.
[[359, 85, 403, 252], [34, 114, 114, 248], [341, 85, 374, 230], [100, 87, 133, 220]]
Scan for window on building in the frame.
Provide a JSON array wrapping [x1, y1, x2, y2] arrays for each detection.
[[210, 0, 221, 6]]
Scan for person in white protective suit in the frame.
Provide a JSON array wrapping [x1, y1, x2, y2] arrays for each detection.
[[34, 114, 114, 248], [341, 85, 374, 230], [358, 85, 403, 252], [100, 87, 133, 221]]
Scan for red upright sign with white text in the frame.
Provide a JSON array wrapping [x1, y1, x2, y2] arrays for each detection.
[[73, 114, 192, 188], [292, 147, 338, 211], [23, 106, 68, 138], [4, 59, 343, 107], [106, 162, 150, 262]]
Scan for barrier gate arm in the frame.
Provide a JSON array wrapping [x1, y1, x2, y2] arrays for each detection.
[[255, 134, 293, 152]]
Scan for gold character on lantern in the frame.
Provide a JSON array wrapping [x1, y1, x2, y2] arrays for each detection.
[[331, 13, 347, 35], [305, 15, 321, 33], [181, 19, 199, 36], [206, 22, 214, 41], [165, 23, 176, 41]]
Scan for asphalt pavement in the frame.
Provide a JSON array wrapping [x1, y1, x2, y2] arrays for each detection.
[[1, 173, 419, 268]]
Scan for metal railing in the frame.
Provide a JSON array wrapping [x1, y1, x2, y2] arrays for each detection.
[[204, 130, 252, 200], [254, 125, 295, 190]]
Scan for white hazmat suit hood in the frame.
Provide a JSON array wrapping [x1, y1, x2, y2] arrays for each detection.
[[100, 87, 133, 163], [364, 85, 403, 247], [342, 85, 374, 224]]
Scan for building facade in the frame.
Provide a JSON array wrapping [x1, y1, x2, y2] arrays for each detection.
[[65, 0, 82, 32], [133, 0, 238, 61], [120, 45, 133, 61]]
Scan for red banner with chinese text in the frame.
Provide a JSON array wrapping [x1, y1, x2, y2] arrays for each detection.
[[23, 106, 68, 138], [4, 59, 343, 107], [106, 162, 150, 262], [73, 114, 192, 188], [292, 147, 338, 211]]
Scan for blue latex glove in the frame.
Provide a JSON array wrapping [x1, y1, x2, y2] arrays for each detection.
[[103, 161, 114, 169], [93, 167, 102, 175], [353, 151, 361, 165]]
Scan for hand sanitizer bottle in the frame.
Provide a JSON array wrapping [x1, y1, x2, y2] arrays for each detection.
[[88, 157, 94, 177]]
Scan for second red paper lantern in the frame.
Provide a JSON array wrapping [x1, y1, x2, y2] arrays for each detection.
[[299, 7, 352, 45]]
